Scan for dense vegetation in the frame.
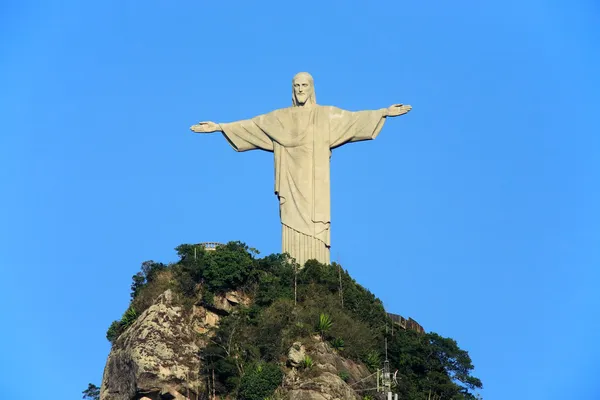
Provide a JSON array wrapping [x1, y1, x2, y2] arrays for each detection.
[[104, 241, 483, 400]]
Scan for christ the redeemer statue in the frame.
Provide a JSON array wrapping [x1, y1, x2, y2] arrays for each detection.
[[191, 72, 411, 266]]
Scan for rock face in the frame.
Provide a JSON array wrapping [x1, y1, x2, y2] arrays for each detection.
[[286, 372, 358, 400], [100, 290, 203, 400], [282, 341, 371, 400], [101, 289, 372, 400]]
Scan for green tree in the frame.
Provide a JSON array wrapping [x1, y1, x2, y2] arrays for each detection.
[[203, 241, 255, 292], [130, 261, 168, 299], [364, 351, 381, 371], [427, 333, 483, 394], [238, 363, 283, 400], [130, 272, 146, 300], [141, 260, 167, 282], [106, 320, 122, 343], [82, 383, 100, 400], [254, 299, 296, 361], [387, 329, 482, 399]]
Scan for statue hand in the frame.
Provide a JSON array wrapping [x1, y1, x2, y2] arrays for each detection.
[[190, 121, 221, 133], [387, 104, 412, 117]]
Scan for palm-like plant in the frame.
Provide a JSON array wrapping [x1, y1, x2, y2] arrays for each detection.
[[302, 355, 314, 369], [316, 313, 333, 339], [121, 307, 138, 329]]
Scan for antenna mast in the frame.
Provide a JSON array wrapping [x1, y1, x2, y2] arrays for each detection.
[[379, 338, 398, 400]]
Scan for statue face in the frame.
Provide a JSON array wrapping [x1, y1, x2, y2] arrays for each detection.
[[293, 75, 313, 105]]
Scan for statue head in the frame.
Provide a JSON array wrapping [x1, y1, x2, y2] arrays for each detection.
[[292, 72, 316, 107]]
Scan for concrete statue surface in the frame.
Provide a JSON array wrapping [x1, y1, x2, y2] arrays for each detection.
[[191, 72, 411, 266]]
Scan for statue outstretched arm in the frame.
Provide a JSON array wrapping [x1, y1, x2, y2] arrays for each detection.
[[191, 115, 276, 152], [328, 103, 412, 149], [190, 121, 222, 133]]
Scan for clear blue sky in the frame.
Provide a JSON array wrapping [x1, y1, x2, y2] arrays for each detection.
[[1, 1, 598, 399]]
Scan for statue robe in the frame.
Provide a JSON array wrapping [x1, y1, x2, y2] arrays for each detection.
[[220, 105, 387, 265]]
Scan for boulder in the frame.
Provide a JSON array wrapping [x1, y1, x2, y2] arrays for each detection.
[[287, 372, 360, 400], [206, 290, 251, 315], [287, 342, 306, 368]]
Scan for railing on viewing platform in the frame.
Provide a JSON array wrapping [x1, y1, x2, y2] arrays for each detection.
[[387, 312, 425, 334], [197, 242, 223, 251]]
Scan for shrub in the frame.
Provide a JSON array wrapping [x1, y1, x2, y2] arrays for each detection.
[[130, 261, 168, 300], [131, 269, 173, 315], [255, 299, 295, 360], [238, 363, 283, 400], [106, 307, 139, 344], [364, 351, 381, 371], [106, 320, 122, 343], [202, 288, 215, 306], [173, 266, 196, 298], [331, 337, 345, 351], [338, 370, 350, 382]]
